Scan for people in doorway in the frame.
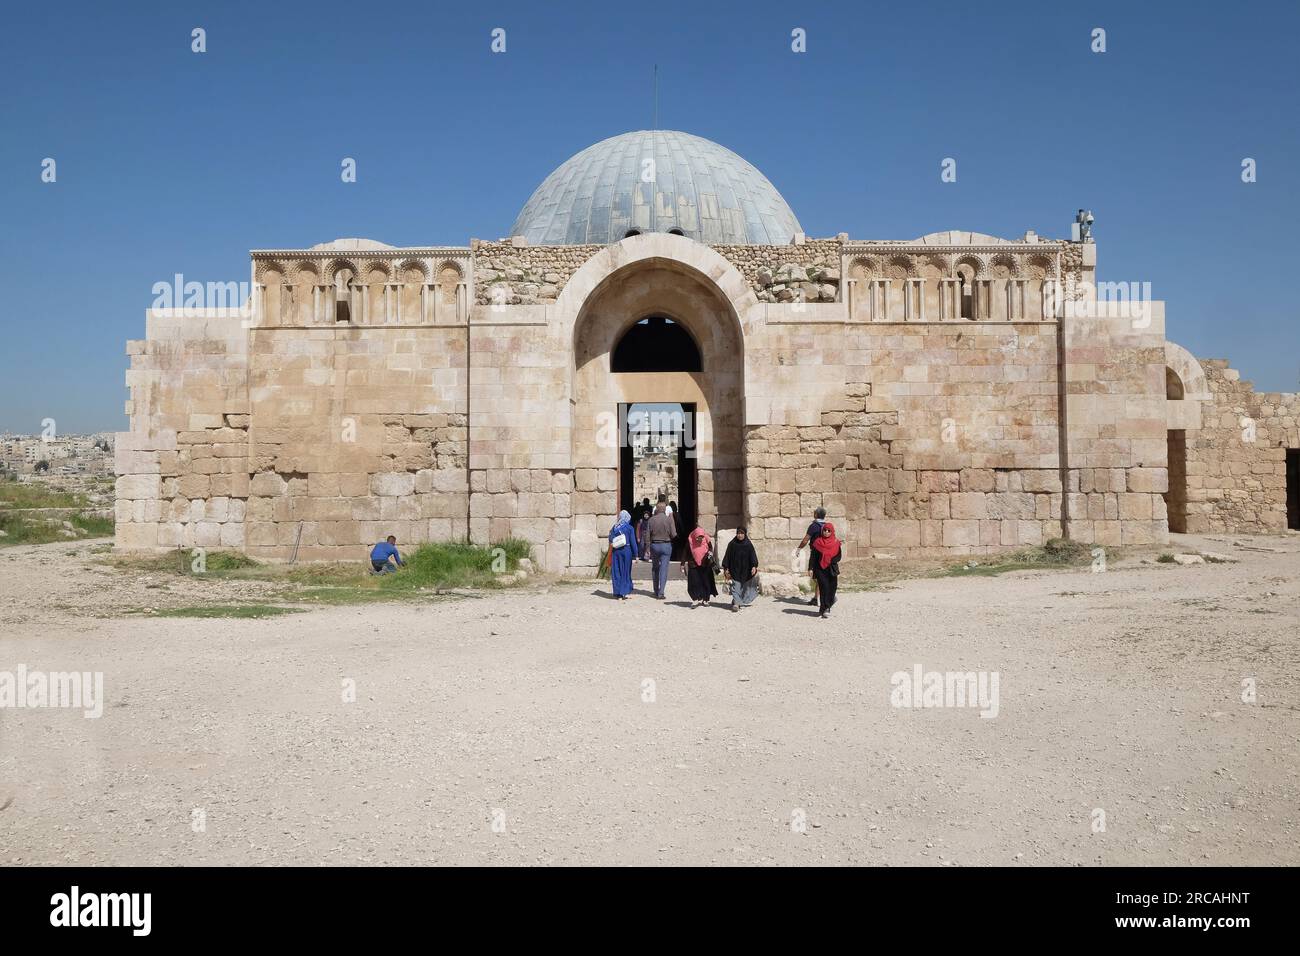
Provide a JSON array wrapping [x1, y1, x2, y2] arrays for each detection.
[[668, 499, 684, 560], [608, 509, 637, 600], [370, 535, 405, 574], [722, 526, 760, 612], [647, 500, 676, 599], [682, 526, 718, 607], [798, 506, 827, 606], [810, 522, 842, 619], [636, 504, 651, 561]]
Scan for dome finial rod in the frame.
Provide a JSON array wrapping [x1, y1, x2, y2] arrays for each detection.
[[652, 63, 658, 131]]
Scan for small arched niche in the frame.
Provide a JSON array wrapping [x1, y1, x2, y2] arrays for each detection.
[[1166, 367, 1185, 400], [611, 316, 702, 373]]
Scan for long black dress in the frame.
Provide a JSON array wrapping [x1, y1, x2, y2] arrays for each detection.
[[812, 545, 841, 613], [685, 549, 719, 602]]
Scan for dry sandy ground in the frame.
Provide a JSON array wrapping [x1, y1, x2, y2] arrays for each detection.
[[1, 534, 1298, 866]]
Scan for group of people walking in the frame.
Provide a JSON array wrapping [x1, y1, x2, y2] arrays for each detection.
[[606, 500, 842, 617]]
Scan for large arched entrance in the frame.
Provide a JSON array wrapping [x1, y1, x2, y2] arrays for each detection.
[[568, 255, 746, 568]]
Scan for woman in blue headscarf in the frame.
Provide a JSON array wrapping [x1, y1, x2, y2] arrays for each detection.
[[608, 509, 637, 600]]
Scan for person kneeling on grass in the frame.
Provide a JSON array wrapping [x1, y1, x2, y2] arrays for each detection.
[[722, 526, 760, 612], [370, 535, 405, 574]]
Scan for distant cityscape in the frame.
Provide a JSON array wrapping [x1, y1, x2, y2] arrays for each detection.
[[0, 432, 116, 480], [631, 429, 680, 504]]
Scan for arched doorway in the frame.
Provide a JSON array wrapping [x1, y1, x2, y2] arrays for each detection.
[[569, 257, 745, 568], [613, 318, 702, 553], [611, 316, 701, 372], [1165, 367, 1188, 533]]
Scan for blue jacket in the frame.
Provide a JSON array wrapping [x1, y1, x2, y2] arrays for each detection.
[[370, 541, 403, 565]]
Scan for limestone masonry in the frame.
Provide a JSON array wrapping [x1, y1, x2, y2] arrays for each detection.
[[116, 130, 1300, 570]]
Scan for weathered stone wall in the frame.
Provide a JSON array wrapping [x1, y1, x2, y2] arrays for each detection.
[[714, 239, 843, 302], [1060, 307, 1169, 547], [467, 313, 574, 572], [1180, 360, 1298, 533], [740, 307, 1172, 560], [117, 317, 473, 562], [125, 235, 1289, 573], [743, 322, 1068, 559], [472, 240, 603, 305], [473, 237, 846, 306], [115, 313, 250, 550]]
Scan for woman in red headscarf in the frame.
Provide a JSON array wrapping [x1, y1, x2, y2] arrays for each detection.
[[681, 526, 719, 607], [810, 522, 842, 619]]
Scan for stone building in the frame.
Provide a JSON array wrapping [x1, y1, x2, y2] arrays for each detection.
[[116, 130, 1300, 570]]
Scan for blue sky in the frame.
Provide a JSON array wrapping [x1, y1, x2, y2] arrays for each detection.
[[1, 0, 1296, 432]]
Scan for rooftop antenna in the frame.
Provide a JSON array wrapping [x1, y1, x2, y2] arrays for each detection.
[[652, 64, 659, 130]]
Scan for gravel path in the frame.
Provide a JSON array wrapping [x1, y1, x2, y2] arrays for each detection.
[[2, 535, 1297, 865]]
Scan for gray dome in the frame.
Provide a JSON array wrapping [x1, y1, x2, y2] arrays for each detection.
[[510, 130, 802, 246]]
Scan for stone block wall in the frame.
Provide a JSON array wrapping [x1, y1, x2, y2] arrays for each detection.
[[1061, 308, 1169, 547], [1180, 360, 1298, 533], [126, 236, 1278, 573], [467, 314, 574, 572], [741, 308, 1174, 562], [118, 315, 474, 562], [743, 321, 1068, 561], [115, 312, 249, 551]]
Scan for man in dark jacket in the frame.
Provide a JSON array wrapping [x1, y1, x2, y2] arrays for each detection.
[[647, 498, 676, 599]]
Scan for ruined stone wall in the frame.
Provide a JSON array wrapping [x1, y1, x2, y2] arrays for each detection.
[[713, 239, 843, 303], [472, 237, 846, 306], [472, 241, 604, 305], [1182, 360, 1298, 533]]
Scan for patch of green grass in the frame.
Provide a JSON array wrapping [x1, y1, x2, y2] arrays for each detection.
[[377, 538, 532, 592], [936, 538, 1102, 578], [1156, 553, 1176, 563], [107, 539, 536, 614], [151, 604, 304, 619], [280, 562, 370, 586], [202, 550, 261, 571], [0, 513, 58, 545], [941, 560, 1048, 578], [0, 480, 85, 509], [70, 513, 114, 537], [112, 549, 262, 575], [0, 512, 111, 546], [286, 586, 409, 605]]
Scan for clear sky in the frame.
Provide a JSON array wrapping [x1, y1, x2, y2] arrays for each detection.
[[1, 0, 1296, 433]]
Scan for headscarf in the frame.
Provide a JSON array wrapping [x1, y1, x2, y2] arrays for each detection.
[[688, 526, 712, 566], [723, 527, 759, 580], [610, 510, 635, 549], [811, 521, 840, 569]]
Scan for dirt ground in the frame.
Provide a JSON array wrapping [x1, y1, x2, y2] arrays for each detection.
[[2, 533, 1298, 866]]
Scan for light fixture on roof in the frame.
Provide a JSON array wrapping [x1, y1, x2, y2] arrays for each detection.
[[1072, 209, 1095, 243]]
